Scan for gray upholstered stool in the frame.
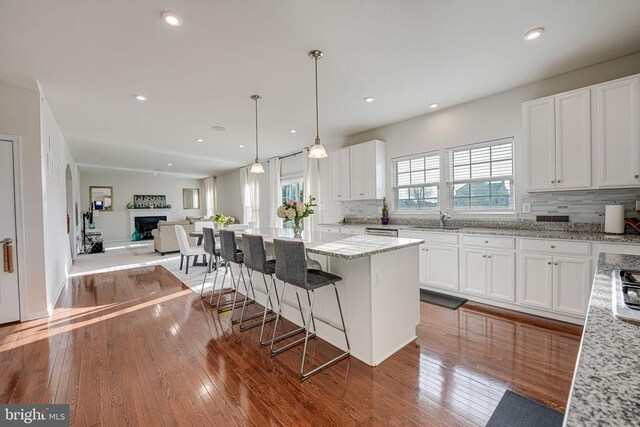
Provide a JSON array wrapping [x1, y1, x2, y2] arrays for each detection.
[[271, 238, 350, 381], [211, 229, 254, 317], [200, 227, 221, 298]]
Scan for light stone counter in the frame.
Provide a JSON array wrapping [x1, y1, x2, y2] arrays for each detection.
[[564, 253, 640, 426]]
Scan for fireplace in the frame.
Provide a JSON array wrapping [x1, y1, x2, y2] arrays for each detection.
[[134, 216, 166, 240]]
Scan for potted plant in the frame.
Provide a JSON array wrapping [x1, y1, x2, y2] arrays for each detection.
[[381, 197, 390, 225], [213, 213, 236, 228], [276, 195, 316, 238]]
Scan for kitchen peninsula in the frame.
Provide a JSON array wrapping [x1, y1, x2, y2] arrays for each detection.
[[235, 228, 424, 366]]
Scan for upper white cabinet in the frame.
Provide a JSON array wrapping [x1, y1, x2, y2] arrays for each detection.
[[523, 88, 591, 192], [524, 73, 640, 192], [594, 75, 640, 188], [330, 140, 386, 201], [350, 140, 386, 200], [330, 148, 351, 200]]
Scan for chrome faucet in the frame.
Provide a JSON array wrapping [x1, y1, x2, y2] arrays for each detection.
[[439, 211, 451, 228]]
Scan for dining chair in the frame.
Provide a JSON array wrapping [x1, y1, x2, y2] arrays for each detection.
[[174, 225, 206, 274]]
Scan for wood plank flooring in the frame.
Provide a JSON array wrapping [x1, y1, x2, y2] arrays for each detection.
[[0, 265, 582, 426]]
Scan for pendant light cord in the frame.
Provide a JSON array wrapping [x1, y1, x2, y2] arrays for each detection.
[[314, 56, 320, 142], [254, 96, 259, 161]]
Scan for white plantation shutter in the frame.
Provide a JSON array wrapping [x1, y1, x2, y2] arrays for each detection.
[[392, 151, 440, 211], [447, 137, 514, 211]]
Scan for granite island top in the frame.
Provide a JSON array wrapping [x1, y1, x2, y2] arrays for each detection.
[[239, 228, 424, 260], [564, 253, 640, 426], [320, 223, 640, 244]]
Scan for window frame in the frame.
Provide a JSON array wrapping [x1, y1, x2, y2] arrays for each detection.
[[391, 150, 441, 213], [446, 137, 515, 213]]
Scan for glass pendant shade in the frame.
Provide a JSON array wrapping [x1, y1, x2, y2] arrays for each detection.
[[249, 160, 264, 174], [308, 141, 328, 159]]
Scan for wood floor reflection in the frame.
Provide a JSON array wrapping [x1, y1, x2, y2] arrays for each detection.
[[0, 265, 581, 426]]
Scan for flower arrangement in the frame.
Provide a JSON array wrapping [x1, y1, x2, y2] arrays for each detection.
[[277, 195, 316, 237], [213, 213, 236, 226]]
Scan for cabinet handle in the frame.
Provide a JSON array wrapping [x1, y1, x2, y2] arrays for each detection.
[[547, 261, 552, 265], [635, 175, 639, 179], [482, 255, 486, 258], [554, 262, 559, 266], [487, 255, 492, 259], [557, 180, 561, 183], [484, 240, 489, 244], [551, 245, 556, 249], [551, 180, 555, 184]]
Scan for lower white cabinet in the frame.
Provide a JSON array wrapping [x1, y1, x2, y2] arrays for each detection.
[[421, 244, 459, 291], [517, 253, 591, 316], [461, 248, 515, 302]]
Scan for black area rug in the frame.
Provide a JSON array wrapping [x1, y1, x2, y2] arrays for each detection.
[[419, 289, 467, 310], [487, 390, 564, 427]]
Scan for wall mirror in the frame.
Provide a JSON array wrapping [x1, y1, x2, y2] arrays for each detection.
[[183, 188, 200, 210], [90, 186, 113, 211]]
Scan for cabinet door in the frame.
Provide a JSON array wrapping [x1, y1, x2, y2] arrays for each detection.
[[330, 150, 343, 200], [595, 76, 640, 187], [460, 248, 487, 296], [349, 144, 366, 199], [487, 250, 515, 302], [339, 148, 351, 199], [555, 89, 591, 190], [418, 244, 429, 285], [553, 256, 591, 317], [362, 142, 378, 199], [524, 97, 556, 191], [425, 244, 459, 291], [517, 253, 553, 309]]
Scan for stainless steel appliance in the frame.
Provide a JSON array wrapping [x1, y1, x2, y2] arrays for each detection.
[[365, 227, 399, 237]]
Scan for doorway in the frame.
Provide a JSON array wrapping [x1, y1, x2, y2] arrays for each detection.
[[0, 138, 21, 324], [65, 165, 75, 261]]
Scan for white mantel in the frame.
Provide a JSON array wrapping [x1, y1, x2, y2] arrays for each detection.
[[129, 209, 170, 236]]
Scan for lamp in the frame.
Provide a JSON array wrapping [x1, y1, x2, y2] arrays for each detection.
[[308, 50, 328, 159], [249, 95, 265, 174]]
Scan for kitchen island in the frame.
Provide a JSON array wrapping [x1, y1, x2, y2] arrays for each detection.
[[564, 253, 640, 426], [234, 228, 424, 366]]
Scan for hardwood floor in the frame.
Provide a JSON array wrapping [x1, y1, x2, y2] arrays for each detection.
[[0, 265, 581, 426]]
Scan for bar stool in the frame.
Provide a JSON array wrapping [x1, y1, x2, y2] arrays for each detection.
[[241, 233, 281, 340], [271, 238, 350, 381], [211, 229, 251, 315], [199, 227, 221, 298]]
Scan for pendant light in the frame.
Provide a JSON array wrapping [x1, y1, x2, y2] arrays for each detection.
[[249, 95, 265, 174], [308, 50, 328, 159]]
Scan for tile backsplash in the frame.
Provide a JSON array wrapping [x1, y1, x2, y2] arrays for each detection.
[[340, 188, 640, 224]]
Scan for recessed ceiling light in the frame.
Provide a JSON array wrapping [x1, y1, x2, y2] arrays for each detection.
[[153, 172, 158, 176], [364, 97, 375, 103], [196, 138, 204, 142], [167, 163, 172, 166], [238, 145, 245, 148], [289, 129, 297, 133], [162, 12, 182, 27], [211, 125, 226, 131], [134, 94, 147, 102], [429, 103, 439, 109], [524, 27, 544, 41]]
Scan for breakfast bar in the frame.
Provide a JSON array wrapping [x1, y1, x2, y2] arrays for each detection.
[[233, 228, 424, 366]]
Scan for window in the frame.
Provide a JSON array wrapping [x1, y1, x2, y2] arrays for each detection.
[[447, 138, 514, 211], [280, 177, 304, 229], [392, 152, 440, 211]]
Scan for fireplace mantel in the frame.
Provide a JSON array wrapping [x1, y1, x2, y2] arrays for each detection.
[[129, 209, 171, 237]]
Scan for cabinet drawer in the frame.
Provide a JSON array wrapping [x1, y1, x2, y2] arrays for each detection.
[[341, 227, 365, 235], [520, 238, 590, 256], [424, 233, 459, 245], [319, 226, 340, 233], [462, 235, 515, 249]]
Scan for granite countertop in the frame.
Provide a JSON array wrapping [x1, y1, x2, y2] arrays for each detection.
[[564, 253, 640, 426], [239, 228, 424, 260], [319, 223, 640, 244]]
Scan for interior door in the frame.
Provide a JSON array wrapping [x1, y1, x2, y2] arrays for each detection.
[[0, 139, 20, 324]]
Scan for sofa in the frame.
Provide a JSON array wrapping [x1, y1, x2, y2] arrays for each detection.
[[151, 220, 197, 255]]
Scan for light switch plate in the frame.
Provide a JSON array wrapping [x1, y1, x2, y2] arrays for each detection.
[[521, 203, 531, 214]]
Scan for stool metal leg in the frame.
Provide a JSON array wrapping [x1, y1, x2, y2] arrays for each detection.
[[258, 273, 279, 346], [270, 286, 315, 356], [237, 267, 265, 329], [299, 284, 350, 381], [229, 265, 254, 321], [210, 257, 228, 306], [214, 261, 246, 313], [200, 255, 214, 297]]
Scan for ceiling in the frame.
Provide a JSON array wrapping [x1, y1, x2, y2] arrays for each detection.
[[1, 0, 639, 178]]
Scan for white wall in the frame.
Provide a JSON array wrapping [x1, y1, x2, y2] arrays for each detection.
[[79, 170, 204, 241], [319, 52, 640, 223], [215, 169, 243, 221], [40, 91, 80, 313], [0, 76, 48, 318]]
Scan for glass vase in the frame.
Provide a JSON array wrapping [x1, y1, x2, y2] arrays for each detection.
[[293, 218, 303, 238]]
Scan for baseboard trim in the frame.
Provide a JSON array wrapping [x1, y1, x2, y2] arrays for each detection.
[[26, 310, 49, 321], [48, 277, 68, 316]]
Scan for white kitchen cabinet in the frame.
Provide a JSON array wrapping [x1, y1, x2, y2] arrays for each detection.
[[552, 256, 591, 317], [340, 227, 365, 235], [330, 148, 351, 200], [461, 248, 515, 302], [594, 75, 640, 188], [555, 89, 591, 190], [524, 97, 556, 191], [422, 244, 459, 291], [523, 88, 592, 192], [517, 253, 554, 310], [350, 140, 386, 200], [318, 225, 341, 233]]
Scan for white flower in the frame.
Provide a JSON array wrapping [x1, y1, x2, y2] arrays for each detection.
[[285, 208, 296, 220], [276, 206, 286, 219], [296, 202, 305, 215]]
